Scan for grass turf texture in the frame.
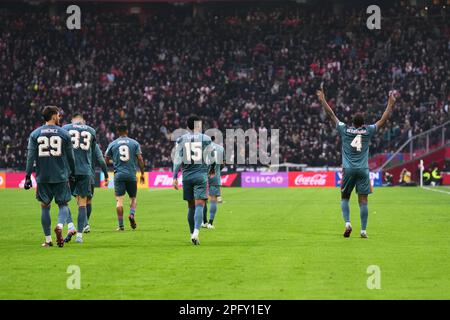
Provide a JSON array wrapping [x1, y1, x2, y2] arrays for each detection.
[[0, 187, 449, 299]]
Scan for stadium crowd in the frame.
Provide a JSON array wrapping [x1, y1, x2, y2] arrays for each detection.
[[0, 3, 449, 170]]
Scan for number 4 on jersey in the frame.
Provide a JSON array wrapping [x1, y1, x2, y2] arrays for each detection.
[[351, 134, 362, 152]]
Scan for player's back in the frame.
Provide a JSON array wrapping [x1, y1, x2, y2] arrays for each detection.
[[176, 132, 212, 181], [208, 142, 224, 186], [28, 125, 72, 183], [63, 123, 96, 176], [106, 137, 141, 181], [337, 122, 376, 169]]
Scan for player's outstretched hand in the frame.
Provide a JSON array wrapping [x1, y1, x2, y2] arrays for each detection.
[[173, 179, 179, 190], [388, 91, 397, 106], [24, 175, 32, 190], [316, 89, 325, 102], [140, 175, 145, 185]]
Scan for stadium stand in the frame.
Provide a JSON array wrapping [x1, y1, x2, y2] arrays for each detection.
[[0, 2, 448, 170]]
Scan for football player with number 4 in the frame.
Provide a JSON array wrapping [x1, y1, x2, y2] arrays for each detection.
[[24, 106, 76, 248], [105, 123, 145, 231], [316, 88, 396, 239]]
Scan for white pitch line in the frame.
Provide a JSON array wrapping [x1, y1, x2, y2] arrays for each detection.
[[422, 186, 450, 195]]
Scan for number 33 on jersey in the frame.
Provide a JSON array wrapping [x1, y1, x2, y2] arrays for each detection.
[[63, 123, 98, 176]]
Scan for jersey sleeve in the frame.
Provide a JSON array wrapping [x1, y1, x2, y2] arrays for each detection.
[[368, 124, 377, 138], [94, 144, 108, 176], [91, 127, 97, 145], [25, 133, 37, 176], [27, 132, 37, 151], [336, 121, 346, 135], [135, 141, 142, 156], [172, 137, 184, 177], [105, 143, 113, 158], [63, 131, 76, 175]]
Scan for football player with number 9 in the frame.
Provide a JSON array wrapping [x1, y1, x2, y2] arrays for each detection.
[[105, 123, 145, 231], [316, 88, 396, 238], [25, 106, 76, 248]]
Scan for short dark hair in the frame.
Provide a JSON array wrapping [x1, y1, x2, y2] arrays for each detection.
[[117, 123, 128, 134], [42, 106, 59, 122], [72, 113, 84, 120], [352, 113, 365, 128], [187, 114, 201, 130]]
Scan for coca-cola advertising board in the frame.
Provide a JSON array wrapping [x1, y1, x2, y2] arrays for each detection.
[[288, 171, 335, 187]]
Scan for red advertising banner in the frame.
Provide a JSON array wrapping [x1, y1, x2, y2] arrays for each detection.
[[220, 173, 238, 187], [148, 171, 237, 188], [443, 173, 450, 185], [5, 172, 37, 188], [0, 172, 5, 188], [149, 172, 182, 188], [288, 171, 335, 187]]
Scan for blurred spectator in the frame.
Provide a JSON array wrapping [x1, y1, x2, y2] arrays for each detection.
[[431, 165, 443, 186], [422, 169, 432, 185], [383, 172, 394, 186], [399, 168, 416, 186]]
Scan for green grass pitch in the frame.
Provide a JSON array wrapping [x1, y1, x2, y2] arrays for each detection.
[[0, 187, 449, 299]]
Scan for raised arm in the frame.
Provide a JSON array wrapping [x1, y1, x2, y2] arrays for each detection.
[[375, 92, 396, 129], [316, 89, 339, 127]]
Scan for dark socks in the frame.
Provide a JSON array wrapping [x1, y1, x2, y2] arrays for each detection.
[[86, 203, 92, 221], [360, 203, 368, 230], [77, 206, 87, 233], [203, 204, 208, 224], [117, 207, 124, 227], [188, 207, 195, 234], [41, 207, 51, 236]]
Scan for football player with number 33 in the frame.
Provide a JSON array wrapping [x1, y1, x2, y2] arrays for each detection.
[[62, 114, 106, 244]]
